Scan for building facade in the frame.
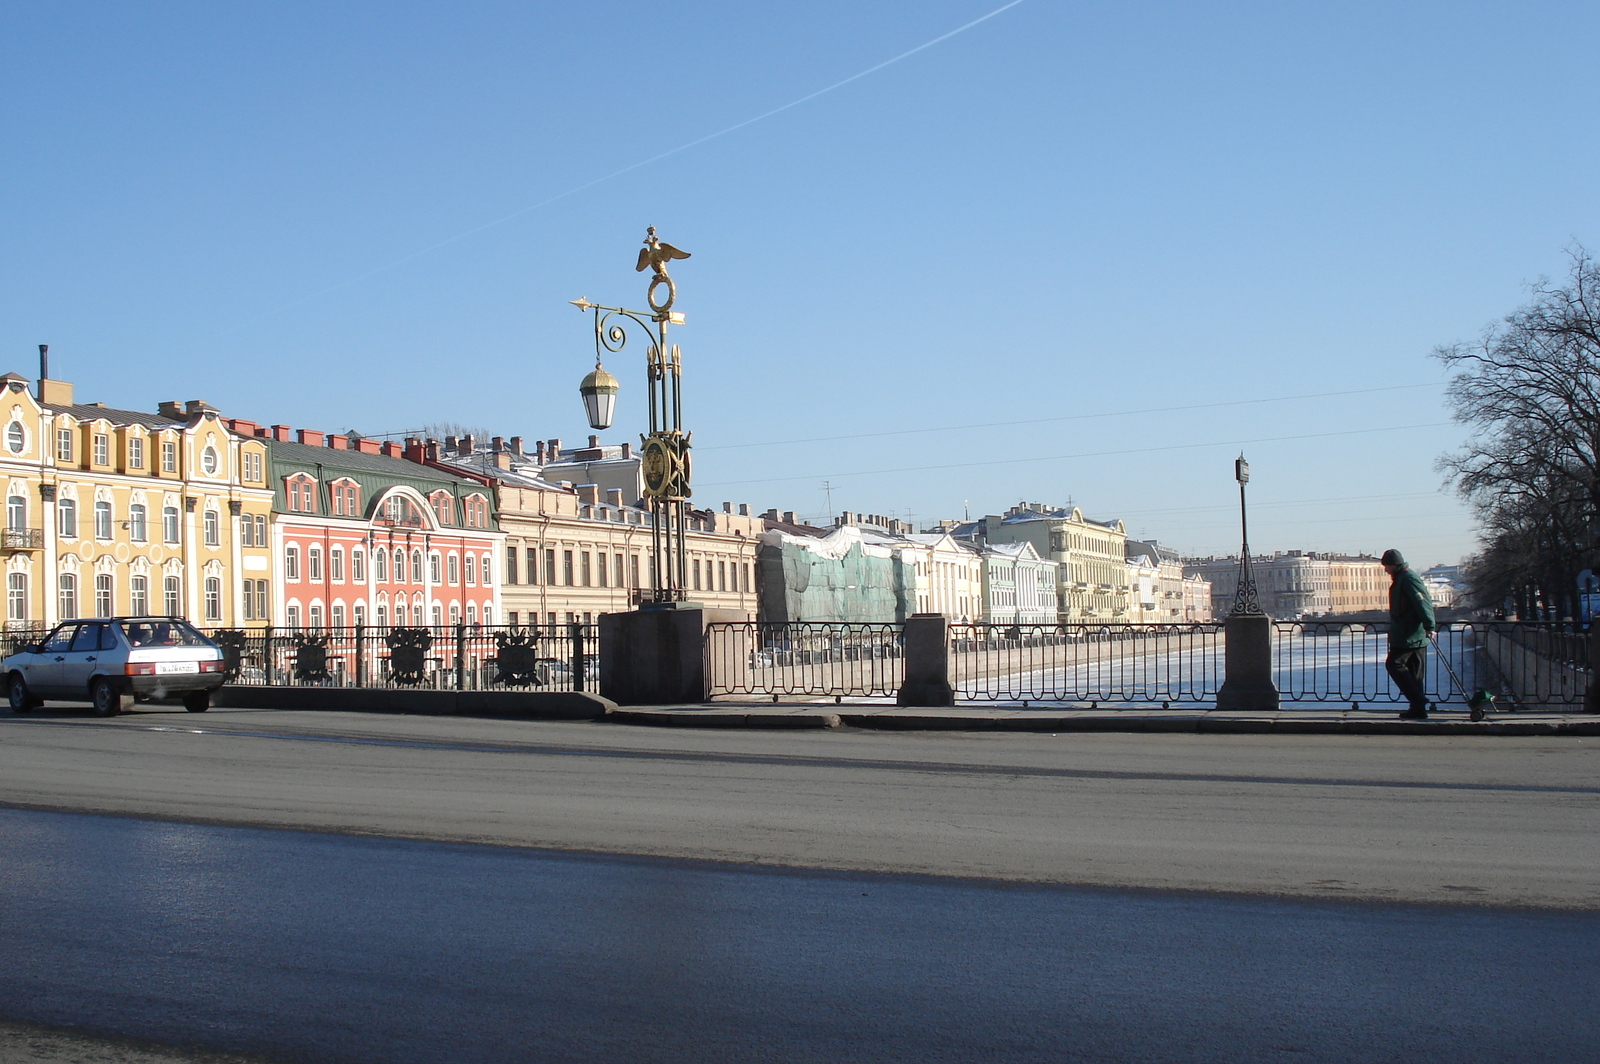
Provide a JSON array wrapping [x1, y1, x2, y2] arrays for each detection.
[[956, 503, 1130, 621], [977, 541, 1059, 625], [0, 371, 274, 630], [1327, 555, 1387, 614], [1185, 552, 1333, 619]]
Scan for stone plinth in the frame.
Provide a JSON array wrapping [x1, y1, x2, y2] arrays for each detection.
[[897, 613, 955, 708], [600, 605, 746, 706], [1216, 611, 1280, 711]]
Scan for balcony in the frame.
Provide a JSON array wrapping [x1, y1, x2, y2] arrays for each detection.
[[2, 528, 43, 551]]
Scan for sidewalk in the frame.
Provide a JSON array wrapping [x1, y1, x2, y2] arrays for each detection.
[[608, 701, 1600, 735]]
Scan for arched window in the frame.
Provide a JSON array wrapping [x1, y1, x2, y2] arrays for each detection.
[[58, 573, 77, 619], [94, 573, 113, 617], [308, 546, 322, 582], [330, 548, 344, 582], [393, 549, 406, 584], [128, 504, 147, 543], [58, 498, 76, 538], [202, 577, 219, 620], [411, 551, 423, 584], [351, 549, 365, 582], [447, 554, 459, 584], [163, 506, 180, 543], [429, 553, 440, 583], [465, 553, 476, 586], [130, 574, 148, 615], [7, 573, 26, 621], [285, 546, 300, 581], [431, 604, 442, 626], [254, 514, 266, 545], [432, 493, 453, 525], [203, 509, 219, 546], [6, 495, 24, 531], [163, 575, 180, 615], [373, 548, 387, 583]]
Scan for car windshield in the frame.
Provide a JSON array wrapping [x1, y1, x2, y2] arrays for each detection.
[[117, 620, 212, 648]]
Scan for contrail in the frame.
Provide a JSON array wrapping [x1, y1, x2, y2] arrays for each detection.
[[270, 0, 1030, 314]]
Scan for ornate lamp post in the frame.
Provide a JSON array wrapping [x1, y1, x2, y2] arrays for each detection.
[[1230, 453, 1262, 614], [572, 227, 693, 605]]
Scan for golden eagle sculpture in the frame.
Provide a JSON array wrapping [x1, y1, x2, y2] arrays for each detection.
[[635, 226, 691, 279]]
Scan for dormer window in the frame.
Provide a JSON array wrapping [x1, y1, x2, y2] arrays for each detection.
[[463, 494, 489, 528], [331, 480, 360, 517], [286, 474, 317, 513], [431, 492, 453, 526]]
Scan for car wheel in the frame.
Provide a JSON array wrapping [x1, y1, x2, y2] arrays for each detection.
[[7, 674, 34, 713], [183, 690, 210, 713], [91, 678, 128, 717]]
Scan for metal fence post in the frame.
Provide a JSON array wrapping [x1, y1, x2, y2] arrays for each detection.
[[455, 624, 467, 691], [570, 621, 586, 693], [354, 624, 366, 687]]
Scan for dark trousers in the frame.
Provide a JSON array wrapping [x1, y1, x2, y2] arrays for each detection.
[[1386, 646, 1427, 710]]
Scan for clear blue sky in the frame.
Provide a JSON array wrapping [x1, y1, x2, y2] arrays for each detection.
[[5, 1, 1597, 567]]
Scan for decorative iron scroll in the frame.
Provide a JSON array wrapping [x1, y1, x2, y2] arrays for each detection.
[[493, 631, 562, 687], [292, 634, 330, 683], [385, 627, 433, 686], [213, 629, 246, 680]]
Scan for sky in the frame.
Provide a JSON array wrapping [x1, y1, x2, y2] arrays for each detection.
[[5, 1, 1598, 568]]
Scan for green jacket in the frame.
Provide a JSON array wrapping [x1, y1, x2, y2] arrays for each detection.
[[1388, 565, 1436, 649]]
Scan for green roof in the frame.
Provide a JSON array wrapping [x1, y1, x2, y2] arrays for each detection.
[[266, 440, 497, 530]]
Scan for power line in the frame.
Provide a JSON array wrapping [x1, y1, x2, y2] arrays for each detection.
[[699, 383, 1442, 451]]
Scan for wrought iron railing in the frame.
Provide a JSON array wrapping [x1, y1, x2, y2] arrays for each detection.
[[951, 622, 1225, 703], [1, 528, 44, 550], [1271, 620, 1588, 707], [201, 624, 598, 693], [705, 622, 903, 698]]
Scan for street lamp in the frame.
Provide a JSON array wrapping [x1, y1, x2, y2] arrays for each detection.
[[1230, 453, 1263, 615], [572, 227, 693, 605]]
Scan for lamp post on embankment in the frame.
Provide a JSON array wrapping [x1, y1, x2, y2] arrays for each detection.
[[575, 229, 746, 705], [1216, 453, 1280, 711]]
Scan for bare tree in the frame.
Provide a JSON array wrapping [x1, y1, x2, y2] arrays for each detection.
[[1438, 246, 1600, 617]]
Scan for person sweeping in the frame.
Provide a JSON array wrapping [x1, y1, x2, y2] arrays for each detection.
[[1381, 549, 1436, 719]]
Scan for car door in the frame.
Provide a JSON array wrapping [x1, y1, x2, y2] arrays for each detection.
[[56, 623, 106, 699], [29, 625, 79, 695]]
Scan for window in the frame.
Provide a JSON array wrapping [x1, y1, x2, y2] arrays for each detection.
[[130, 575, 148, 615], [481, 555, 491, 585], [93, 434, 109, 466], [353, 604, 365, 627], [433, 494, 452, 525], [58, 573, 76, 618], [7, 573, 26, 621], [128, 436, 144, 469], [240, 513, 253, 547], [631, 555, 640, 588], [463, 495, 488, 528], [163, 576, 180, 615], [411, 551, 423, 584], [615, 554, 624, 588], [332, 604, 345, 628], [431, 604, 442, 626], [254, 514, 266, 546], [449, 603, 460, 626], [285, 546, 300, 581], [467, 604, 477, 625], [92, 501, 112, 540], [692, 559, 701, 591], [204, 578, 220, 621], [163, 506, 180, 543], [376, 603, 387, 627], [506, 547, 518, 585], [129, 504, 147, 543], [393, 549, 406, 583], [242, 450, 262, 482], [545, 550, 556, 585], [286, 605, 300, 628], [309, 605, 322, 629], [161, 438, 177, 473], [56, 428, 72, 462], [6, 423, 24, 454], [308, 547, 322, 582], [374, 548, 387, 582], [203, 509, 219, 546], [481, 606, 492, 625], [58, 498, 76, 538], [6, 495, 24, 532], [719, 561, 727, 592], [351, 549, 365, 582], [466, 553, 477, 586], [429, 553, 441, 584], [330, 548, 344, 582], [287, 477, 317, 513], [201, 446, 218, 475], [563, 551, 574, 586], [596, 553, 606, 588], [252, 580, 268, 622], [527, 547, 538, 585], [343, 485, 359, 516], [332, 481, 359, 516]]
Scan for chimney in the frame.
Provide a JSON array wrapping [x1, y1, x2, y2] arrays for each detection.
[[722, 501, 733, 513], [36, 347, 73, 405], [326, 434, 348, 450], [159, 401, 185, 420], [577, 484, 600, 505], [739, 503, 750, 516], [356, 437, 381, 455], [621, 442, 632, 459], [381, 442, 401, 457], [254, 427, 269, 438], [38, 344, 47, 383], [297, 429, 324, 447], [494, 452, 512, 470], [491, 436, 504, 452], [458, 434, 474, 456], [763, 508, 779, 520], [606, 488, 623, 508], [444, 435, 457, 451], [404, 438, 427, 463], [227, 419, 260, 437], [547, 438, 561, 458], [783, 511, 797, 525], [425, 440, 440, 461], [271, 425, 294, 442], [534, 441, 546, 464], [184, 400, 211, 416], [509, 436, 523, 456], [588, 434, 600, 448]]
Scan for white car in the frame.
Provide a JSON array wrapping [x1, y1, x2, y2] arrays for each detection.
[[5, 617, 227, 717]]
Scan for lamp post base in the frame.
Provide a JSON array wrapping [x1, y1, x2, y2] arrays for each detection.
[[1216, 611, 1281, 711]]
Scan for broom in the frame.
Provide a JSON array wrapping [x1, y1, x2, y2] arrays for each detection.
[[1429, 633, 1495, 722]]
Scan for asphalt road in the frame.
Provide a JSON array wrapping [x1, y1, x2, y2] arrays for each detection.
[[1, 706, 1597, 909]]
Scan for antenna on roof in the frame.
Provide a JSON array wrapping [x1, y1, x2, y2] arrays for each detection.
[[821, 481, 835, 516]]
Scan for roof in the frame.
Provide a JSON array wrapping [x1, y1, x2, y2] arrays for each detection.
[[44, 403, 187, 432], [268, 439, 486, 488]]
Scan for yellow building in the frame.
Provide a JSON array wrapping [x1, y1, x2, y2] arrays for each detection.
[[0, 371, 274, 630]]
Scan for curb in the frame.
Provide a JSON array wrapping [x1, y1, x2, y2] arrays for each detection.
[[608, 710, 842, 730]]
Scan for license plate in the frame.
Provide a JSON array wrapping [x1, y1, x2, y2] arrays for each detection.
[[155, 661, 200, 675]]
